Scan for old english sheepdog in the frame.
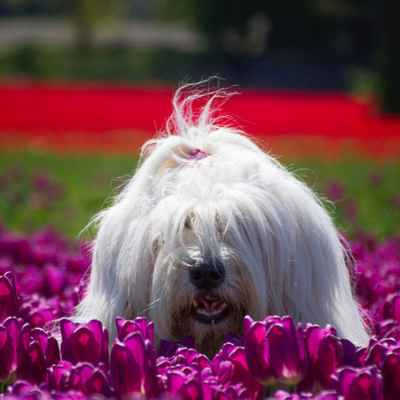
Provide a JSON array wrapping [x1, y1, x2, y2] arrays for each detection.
[[75, 82, 369, 356]]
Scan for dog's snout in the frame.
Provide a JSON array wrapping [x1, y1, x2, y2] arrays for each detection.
[[189, 261, 225, 290]]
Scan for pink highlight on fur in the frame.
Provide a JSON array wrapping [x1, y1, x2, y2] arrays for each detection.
[[189, 148, 209, 160]]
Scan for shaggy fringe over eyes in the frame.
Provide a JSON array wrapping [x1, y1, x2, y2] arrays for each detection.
[[74, 79, 369, 350]]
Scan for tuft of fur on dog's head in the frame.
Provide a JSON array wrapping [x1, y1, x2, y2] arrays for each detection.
[[75, 80, 369, 357]]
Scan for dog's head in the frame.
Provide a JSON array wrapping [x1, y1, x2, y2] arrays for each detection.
[[75, 82, 369, 357]]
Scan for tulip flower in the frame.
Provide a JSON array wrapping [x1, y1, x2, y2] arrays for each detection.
[[69, 362, 113, 397], [382, 294, 400, 323], [333, 366, 383, 400], [18, 295, 59, 329], [341, 338, 366, 368], [325, 179, 345, 202], [299, 324, 344, 391], [0, 317, 30, 386], [362, 338, 396, 368], [382, 349, 400, 400], [116, 316, 154, 344], [4, 236, 32, 265], [160, 366, 201, 400], [172, 347, 211, 370], [0, 272, 18, 323], [47, 360, 73, 392], [244, 316, 308, 387], [209, 382, 250, 400], [43, 265, 67, 296], [60, 319, 108, 367], [201, 369, 249, 400], [377, 320, 400, 342], [110, 331, 158, 399], [243, 318, 275, 386], [5, 379, 50, 398], [158, 336, 195, 358], [23, 328, 60, 384], [213, 342, 264, 400], [273, 389, 339, 399]]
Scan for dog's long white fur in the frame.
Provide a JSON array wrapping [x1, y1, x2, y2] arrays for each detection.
[[75, 82, 369, 353]]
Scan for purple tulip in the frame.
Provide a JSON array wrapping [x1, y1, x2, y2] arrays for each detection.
[[110, 330, 158, 399], [0, 317, 30, 385], [0, 272, 18, 323], [18, 295, 60, 329], [116, 316, 154, 344], [333, 366, 383, 400], [159, 336, 195, 358], [274, 390, 339, 399], [300, 324, 344, 391], [201, 369, 249, 400], [244, 316, 308, 386], [47, 360, 73, 392], [69, 362, 113, 397], [32, 328, 60, 367], [325, 179, 345, 202], [382, 349, 400, 400], [172, 347, 212, 370], [213, 342, 264, 400], [243, 318, 275, 386], [43, 265, 67, 296], [382, 294, 400, 323], [1, 235, 32, 265], [157, 346, 210, 383], [24, 328, 60, 384], [340, 338, 367, 368], [160, 366, 201, 400], [6, 379, 50, 399], [60, 319, 108, 367], [345, 199, 358, 223], [224, 332, 244, 347], [362, 337, 395, 368], [210, 383, 250, 400]]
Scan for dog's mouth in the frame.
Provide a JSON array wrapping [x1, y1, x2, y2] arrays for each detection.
[[192, 297, 229, 325]]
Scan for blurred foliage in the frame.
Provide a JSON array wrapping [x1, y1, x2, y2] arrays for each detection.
[[188, 0, 314, 39], [348, 67, 382, 97], [153, 0, 194, 22], [379, 0, 400, 113], [0, 152, 138, 239], [0, 0, 398, 109], [67, 0, 124, 49], [0, 152, 399, 241], [297, 160, 400, 240], [0, 45, 223, 83]]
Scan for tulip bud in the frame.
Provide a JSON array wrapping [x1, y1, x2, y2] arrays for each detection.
[[60, 319, 108, 367], [300, 324, 344, 391], [0, 317, 30, 385], [382, 350, 400, 400], [110, 331, 158, 399], [244, 316, 308, 387], [213, 342, 264, 400], [69, 362, 113, 397], [116, 316, 154, 345], [334, 366, 383, 400], [0, 272, 18, 323]]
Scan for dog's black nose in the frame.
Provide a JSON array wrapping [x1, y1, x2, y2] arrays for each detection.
[[189, 260, 225, 290]]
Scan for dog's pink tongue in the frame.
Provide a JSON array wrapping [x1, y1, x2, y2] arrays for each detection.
[[198, 299, 224, 313]]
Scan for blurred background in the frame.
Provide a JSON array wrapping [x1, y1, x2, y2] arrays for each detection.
[[0, 0, 398, 109], [0, 0, 399, 241]]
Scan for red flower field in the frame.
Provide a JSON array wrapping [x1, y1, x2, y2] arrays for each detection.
[[1, 81, 399, 159]]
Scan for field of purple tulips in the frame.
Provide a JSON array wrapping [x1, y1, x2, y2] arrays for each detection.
[[1, 83, 400, 399], [0, 223, 400, 399]]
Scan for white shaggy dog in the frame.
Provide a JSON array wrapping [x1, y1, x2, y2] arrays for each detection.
[[75, 82, 368, 356]]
